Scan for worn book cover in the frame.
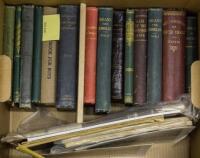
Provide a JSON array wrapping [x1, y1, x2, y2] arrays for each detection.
[[56, 5, 79, 109], [12, 6, 21, 103], [96, 7, 113, 113], [111, 10, 125, 101], [20, 5, 34, 108], [134, 9, 147, 105], [147, 8, 163, 104], [163, 10, 186, 101]]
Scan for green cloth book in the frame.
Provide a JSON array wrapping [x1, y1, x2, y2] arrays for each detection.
[[12, 6, 21, 103], [3, 6, 15, 59], [32, 6, 43, 103], [96, 7, 113, 113], [124, 9, 134, 104]]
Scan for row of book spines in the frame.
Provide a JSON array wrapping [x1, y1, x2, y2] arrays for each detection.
[[3, 5, 198, 111], [85, 8, 199, 110]]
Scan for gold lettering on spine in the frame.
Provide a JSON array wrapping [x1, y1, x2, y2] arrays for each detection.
[[126, 19, 134, 46], [47, 41, 53, 79]]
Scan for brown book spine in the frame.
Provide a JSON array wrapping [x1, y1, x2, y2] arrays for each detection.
[[41, 7, 57, 104], [163, 10, 186, 101], [84, 7, 98, 104], [134, 9, 147, 104]]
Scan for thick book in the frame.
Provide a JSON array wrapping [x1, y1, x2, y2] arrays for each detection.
[[32, 6, 43, 103], [12, 6, 21, 103], [41, 7, 57, 105], [147, 8, 163, 104], [96, 7, 113, 113], [185, 14, 198, 92], [163, 10, 186, 101], [124, 9, 134, 104], [84, 7, 98, 105], [20, 5, 34, 108], [3, 6, 15, 59], [111, 10, 125, 100], [56, 5, 79, 109], [134, 9, 147, 105]]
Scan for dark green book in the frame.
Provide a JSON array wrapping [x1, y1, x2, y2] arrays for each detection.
[[124, 9, 134, 104], [32, 6, 43, 103], [3, 6, 15, 59], [186, 14, 198, 92], [96, 7, 113, 113], [147, 8, 163, 104], [12, 6, 21, 103]]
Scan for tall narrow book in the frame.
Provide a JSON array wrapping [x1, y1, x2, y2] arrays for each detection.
[[84, 7, 98, 105], [185, 14, 198, 92], [3, 6, 15, 59], [96, 7, 113, 113], [134, 9, 147, 105], [12, 6, 21, 103], [77, 3, 86, 123], [56, 5, 79, 109], [124, 9, 134, 104], [32, 6, 43, 103], [20, 5, 34, 108], [147, 8, 163, 104], [111, 10, 125, 100], [41, 7, 57, 105], [163, 10, 186, 101]]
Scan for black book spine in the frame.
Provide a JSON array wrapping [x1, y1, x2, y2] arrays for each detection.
[[111, 10, 125, 100], [20, 5, 34, 108], [56, 5, 79, 110]]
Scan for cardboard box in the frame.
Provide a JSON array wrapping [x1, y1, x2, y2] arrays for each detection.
[[0, 0, 200, 157]]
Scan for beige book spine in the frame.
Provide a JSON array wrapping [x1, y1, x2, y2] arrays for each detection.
[[41, 7, 57, 104], [77, 3, 86, 123]]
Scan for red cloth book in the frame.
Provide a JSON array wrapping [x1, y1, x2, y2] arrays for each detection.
[[84, 7, 98, 104], [163, 10, 186, 101]]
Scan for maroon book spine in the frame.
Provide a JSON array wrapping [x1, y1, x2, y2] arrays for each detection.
[[163, 10, 186, 101], [134, 9, 147, 104]]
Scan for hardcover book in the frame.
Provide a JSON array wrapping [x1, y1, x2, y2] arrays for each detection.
[[124, 9, 134, 104], [41, 7, 58, 105], [163, 10, 186, 101], [20, 5, 34, 108], [96, 7, 113, 113], [111, 10, 125, 100], [84, 7, 98, 105], [12, 6, 21, 103], [56, 5, 79, 109], [32, 6, 43, 103], [185, 14, 198, 92], [134, 9, 147, 105], [3, 6, 15, 59], [147, 8, 163, 104]]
